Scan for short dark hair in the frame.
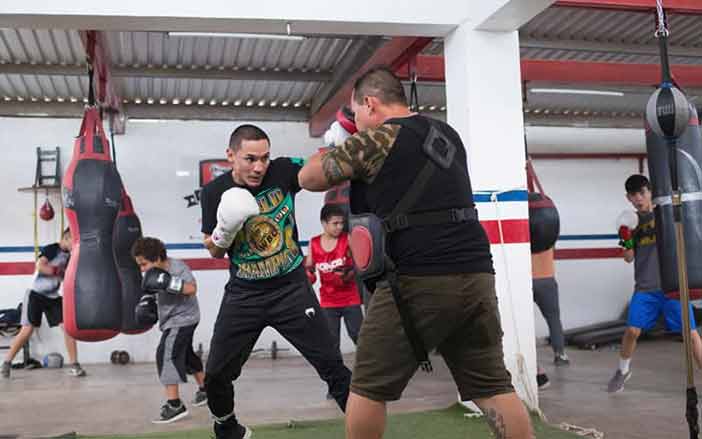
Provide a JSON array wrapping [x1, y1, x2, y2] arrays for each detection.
[[320, 204, 346, 222], [352, 66, 407, 106], [131, 237, 167, 262], [228, 124, 270, 151], [61, 228, 71, 238], [625, 174, 650, 194]]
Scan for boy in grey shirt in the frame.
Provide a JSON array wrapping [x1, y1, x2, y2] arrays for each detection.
[[132, 237, 206, 424]]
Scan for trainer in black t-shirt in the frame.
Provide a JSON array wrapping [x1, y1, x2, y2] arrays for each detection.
[[330, 114, 494, 276], [200, 157, 308, 292]]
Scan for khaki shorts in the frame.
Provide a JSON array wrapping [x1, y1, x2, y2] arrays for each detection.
[[351, 272, 514, 402]]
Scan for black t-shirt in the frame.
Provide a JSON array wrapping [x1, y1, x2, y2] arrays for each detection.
[[329, 114, 493, 275], [200, 157, 307, 292]]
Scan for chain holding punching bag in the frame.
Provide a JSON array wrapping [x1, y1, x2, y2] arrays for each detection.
[[62, 107, 123, 342], [114, 189, 151, 334]]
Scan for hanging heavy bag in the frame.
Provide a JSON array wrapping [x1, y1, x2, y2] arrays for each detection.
[[114, 189, 150, 334], [528, 192, 560, 253], [62, 107, 123, 342], [646, 103, 702, 293]]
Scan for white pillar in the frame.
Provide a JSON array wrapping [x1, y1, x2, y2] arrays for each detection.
[[445, 22, 538, 410]]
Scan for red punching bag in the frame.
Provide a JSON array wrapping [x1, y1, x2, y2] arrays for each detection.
[[62, 107, 122, 342], [114, 189, 151, 334], [39, 198, 55, 221]]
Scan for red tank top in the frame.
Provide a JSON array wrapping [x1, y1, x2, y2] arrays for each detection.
[[310, 233, 361, 308]]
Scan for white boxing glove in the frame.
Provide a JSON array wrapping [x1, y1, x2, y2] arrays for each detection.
[[323, 121, 352, 147], [616, 210, 639, 250], [616, 210, 639, 230], [211, 187, 260, 249]]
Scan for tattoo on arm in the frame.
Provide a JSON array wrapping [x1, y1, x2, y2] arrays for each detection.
[[485, 408, 507, 439], [321, 153, 348, 186]]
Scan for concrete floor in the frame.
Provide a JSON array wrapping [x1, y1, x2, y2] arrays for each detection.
[[538, 336, 700, 439], [0, 338, 698, 438]]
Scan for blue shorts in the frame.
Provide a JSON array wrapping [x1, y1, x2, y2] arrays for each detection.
[[627, 290, 697, 333]]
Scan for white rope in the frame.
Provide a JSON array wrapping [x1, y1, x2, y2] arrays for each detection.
[[559, 422, 605, 438], [490, 189, 544, 419]]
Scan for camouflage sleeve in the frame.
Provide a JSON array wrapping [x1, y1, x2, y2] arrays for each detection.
[[321, 123, 400, 185]]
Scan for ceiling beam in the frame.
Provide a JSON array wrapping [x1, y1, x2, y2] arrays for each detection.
[[521, 59, 702, 86], [0, 101, 308, 122], [520, 37, 702, 59], [0, 63, 332, 83], [397, 55, 702, 88], [0, 101, 650, 128], [308, 36, 433, 137], [554, 0, 702, 14]]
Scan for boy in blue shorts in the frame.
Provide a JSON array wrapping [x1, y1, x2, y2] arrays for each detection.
[[608, 174, 702, 392]]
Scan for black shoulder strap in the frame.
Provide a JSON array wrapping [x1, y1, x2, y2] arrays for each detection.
[[383, 117, 474, 233]]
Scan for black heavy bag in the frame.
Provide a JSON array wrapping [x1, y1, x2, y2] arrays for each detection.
[[63, 107, 122, 341], [646, 104, 702, 293], [114, 189, 150, 334], [528, 192, 560, 253]]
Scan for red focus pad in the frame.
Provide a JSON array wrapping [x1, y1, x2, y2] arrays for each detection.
[[336, 107, 357, 135], [39, 198, 55, 221], [349, 226, 373, 271], [63, 107, 122, 342], [114, 190, 150, 335]]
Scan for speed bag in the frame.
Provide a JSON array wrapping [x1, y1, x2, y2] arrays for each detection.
[[528, 192, 560, 253], [646, 103, 702, 293], [63, 107, 122, 342], [114, 189, 150, 334]]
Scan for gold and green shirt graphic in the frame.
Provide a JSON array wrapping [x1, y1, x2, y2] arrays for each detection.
[[230, 187, 302, 280]]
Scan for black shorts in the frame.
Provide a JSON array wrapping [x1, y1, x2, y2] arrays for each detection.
[[21, 290, 63, 328], [156, 324, 204, 385]]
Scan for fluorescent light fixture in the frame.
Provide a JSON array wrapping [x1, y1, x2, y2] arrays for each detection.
[[167, 31, 304, 41], [176, 171, 191, 177], [530, 88, 624, 97]]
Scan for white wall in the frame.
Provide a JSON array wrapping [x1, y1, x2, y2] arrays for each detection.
[[0, 116, 350, 364]]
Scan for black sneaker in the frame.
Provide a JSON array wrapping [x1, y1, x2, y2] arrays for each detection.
[[152, 402, 189, 424], [554, 353, 571, 367], [192, 389, 208, 407], [214, 419, 252, 439], [1, 361, 10, 379], [537, 373, 550, 390]]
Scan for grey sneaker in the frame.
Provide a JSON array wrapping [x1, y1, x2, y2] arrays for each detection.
[[607, 369, 632, 393], [152, 402, 189, 424], [192, 389, 208, 407], [68, 363, 86, 377], [1, 361, 10, 379], [554, 353, 571, 367]]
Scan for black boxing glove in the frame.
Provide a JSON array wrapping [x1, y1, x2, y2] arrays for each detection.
[[142, 267, 183, 295], [134, 293, 158, 326]]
